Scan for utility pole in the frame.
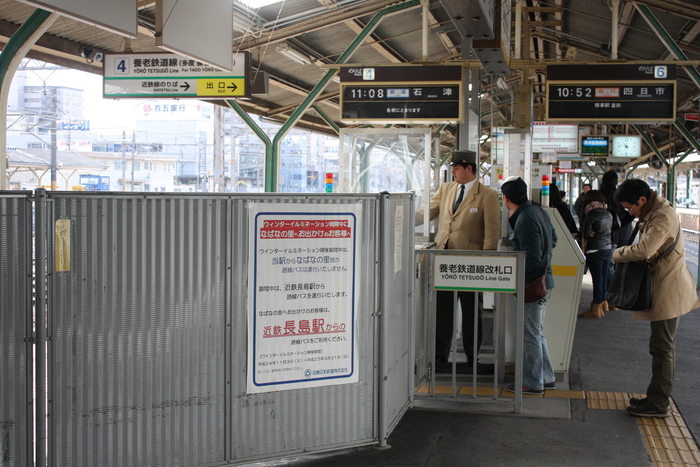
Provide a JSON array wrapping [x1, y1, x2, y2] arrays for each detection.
[[213, 106, 225, 191], [132, 131, 136, 191], [121, 131, 126, 191], [49, 87, 58, 189]]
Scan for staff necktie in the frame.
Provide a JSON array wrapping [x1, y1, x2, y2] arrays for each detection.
[[453, 184, 465, 212]]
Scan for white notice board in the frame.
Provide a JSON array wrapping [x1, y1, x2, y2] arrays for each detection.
[[433, 254, 518, 292], [247, 203, 361, 393]]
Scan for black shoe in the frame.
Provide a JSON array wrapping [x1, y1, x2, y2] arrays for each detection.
[[629, 397, 648, 406], [435, 356, 448, 364], [543, 381, 556, 389], [626, 402, 669, 418], [466, 358, 480, 367]]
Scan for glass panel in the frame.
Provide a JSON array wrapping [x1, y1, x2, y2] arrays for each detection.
[[338, 128, 435, 239]]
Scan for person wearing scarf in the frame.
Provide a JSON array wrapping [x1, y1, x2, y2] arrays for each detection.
[[580, 190, 613, 319]]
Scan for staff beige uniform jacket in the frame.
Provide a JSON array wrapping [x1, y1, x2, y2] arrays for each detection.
[[612, 194, 700, 321], [417, 180, 501, 250]]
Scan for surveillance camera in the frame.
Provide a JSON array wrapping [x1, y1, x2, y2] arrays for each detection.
[[94, 52, 104, 62], [80, 47, 92, 59]]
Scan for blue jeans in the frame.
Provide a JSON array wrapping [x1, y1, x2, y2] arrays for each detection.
[[523, 290, 555, 391], [586, 249, 612, 304], [607, 246, 621, 295]]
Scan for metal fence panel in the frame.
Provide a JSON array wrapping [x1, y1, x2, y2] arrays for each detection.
[[229, 195, 378, 462], [377, 194, 414, 442], [0, 193, 33, 467], [47, 193, 227, 467], [37, 192, 388, 466]]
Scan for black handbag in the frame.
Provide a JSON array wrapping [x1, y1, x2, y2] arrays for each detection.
[[607, 225, 680, 311], [524, 208, 552, 304]]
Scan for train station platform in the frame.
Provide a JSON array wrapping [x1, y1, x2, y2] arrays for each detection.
[[252, 263, 700, 466]]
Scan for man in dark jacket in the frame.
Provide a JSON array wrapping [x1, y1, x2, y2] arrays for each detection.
[[501, 177, 557, 395]]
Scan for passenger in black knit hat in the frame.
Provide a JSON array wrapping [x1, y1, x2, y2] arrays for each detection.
[[501, 176, 558, 395]]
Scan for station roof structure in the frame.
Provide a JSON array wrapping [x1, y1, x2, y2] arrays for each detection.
[[0, 0, 699, 169]]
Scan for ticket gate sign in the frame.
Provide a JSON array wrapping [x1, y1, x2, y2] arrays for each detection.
[[433, 254, 518, 293]]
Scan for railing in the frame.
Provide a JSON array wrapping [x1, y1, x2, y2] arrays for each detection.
[[413, 249, 527, 413]]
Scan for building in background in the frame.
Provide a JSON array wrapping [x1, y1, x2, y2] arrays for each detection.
[[5, 63, 341, 192]]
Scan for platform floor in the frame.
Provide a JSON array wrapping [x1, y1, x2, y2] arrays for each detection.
[[249, 264, 700, 466]]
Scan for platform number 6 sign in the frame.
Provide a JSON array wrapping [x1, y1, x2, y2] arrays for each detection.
[[654, 66, 668, 79]]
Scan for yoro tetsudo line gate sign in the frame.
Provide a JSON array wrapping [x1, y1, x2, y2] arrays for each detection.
[[103, 52, 250, 99], [433, 254, 518, 292]]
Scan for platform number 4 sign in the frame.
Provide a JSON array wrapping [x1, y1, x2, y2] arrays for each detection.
[[114, 58, 130, 74], [654, 66, 668, 79]]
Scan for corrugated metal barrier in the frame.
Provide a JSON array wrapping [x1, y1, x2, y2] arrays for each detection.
[[0, 192, 33, 467], [0, 190, 414, 466]]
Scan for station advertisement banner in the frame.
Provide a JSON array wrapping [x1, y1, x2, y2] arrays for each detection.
[[247, 203, 361, 393]]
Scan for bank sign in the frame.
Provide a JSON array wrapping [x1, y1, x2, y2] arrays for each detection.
[[433, 254, 518, 293]]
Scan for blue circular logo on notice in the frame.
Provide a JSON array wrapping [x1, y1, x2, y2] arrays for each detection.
[[304, 369, 311, 378]]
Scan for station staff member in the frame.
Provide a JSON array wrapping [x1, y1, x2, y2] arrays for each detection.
[[416, 150, 501, 367]]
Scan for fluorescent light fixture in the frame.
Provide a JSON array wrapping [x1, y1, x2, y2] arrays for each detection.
[[238, 0, 282, 8], [276, 42, 312, 66]]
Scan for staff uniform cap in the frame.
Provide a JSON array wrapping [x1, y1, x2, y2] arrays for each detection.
[[449, 150, 478, 166]]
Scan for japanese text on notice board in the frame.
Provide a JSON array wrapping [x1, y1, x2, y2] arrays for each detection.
[[247, 204, 361, 393]]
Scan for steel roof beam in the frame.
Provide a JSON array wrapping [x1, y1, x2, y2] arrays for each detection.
[[634, 3, 700, 90], [234, 0, 402, 49]]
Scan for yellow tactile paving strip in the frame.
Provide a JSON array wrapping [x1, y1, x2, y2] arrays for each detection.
[[586, 392, 700, 466], [586, 390, 632, 410], [416, 387, 700, 465], [416, 385, 585, 400]]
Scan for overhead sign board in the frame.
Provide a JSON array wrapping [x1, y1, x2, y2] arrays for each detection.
[[103, 52, 250, 99], [545, 64, 676, 123], [338, 66, 463, 124]]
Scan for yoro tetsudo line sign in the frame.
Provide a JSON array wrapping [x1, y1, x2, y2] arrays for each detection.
[[103, 52, 250, 99], [434, 255, 518, 292]]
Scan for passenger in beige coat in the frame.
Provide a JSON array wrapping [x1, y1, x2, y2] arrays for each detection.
[[416, 150, 500, 368], [612, 179, 699, 418]]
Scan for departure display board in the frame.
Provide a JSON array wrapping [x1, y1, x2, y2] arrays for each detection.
[[545, 64, 676, 123], [580, 136, 610, 157], [338, 65, 463, 124], [340, 84, 462, 123]]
